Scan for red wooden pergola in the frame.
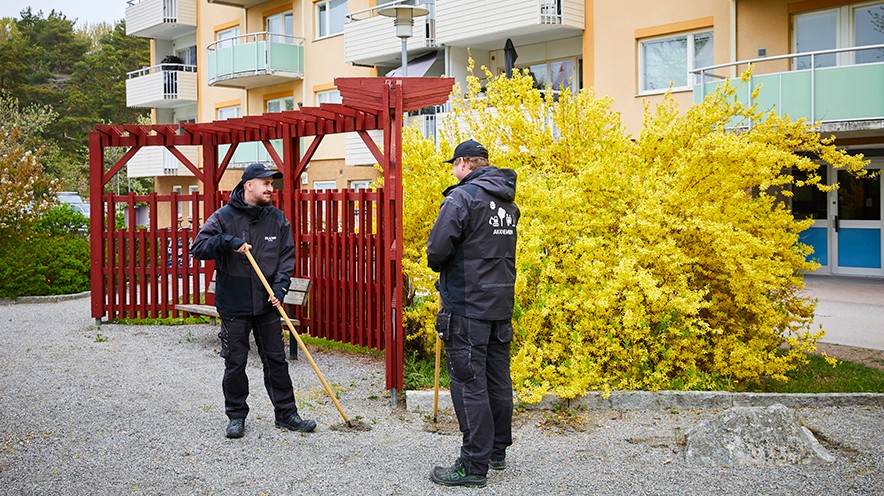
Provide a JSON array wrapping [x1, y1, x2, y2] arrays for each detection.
[[88, 77, 454, 393]]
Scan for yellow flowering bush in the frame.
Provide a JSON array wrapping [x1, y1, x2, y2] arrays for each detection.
[[401, 64, 867, 401]]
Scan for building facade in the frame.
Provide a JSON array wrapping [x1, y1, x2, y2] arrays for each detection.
[[124, 0, 883, 276], [587, 0, 882, 277]]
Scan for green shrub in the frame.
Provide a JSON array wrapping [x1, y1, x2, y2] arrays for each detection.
[[0, 233, 90, 297], [33, 203, 88, 236]]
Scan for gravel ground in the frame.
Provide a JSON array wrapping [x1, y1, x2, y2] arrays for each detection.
[[1, 296, 882, 495]]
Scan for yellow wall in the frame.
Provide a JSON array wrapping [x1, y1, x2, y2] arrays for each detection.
[[591, 0, 732, 135]]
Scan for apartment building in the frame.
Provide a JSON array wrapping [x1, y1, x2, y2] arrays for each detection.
[[587, 0, 883, 277], [124, 0, 377, 227], [123, 0, 882, 276]]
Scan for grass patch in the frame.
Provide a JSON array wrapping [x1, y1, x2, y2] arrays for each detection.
[[116, 316, 211, 325], [294, 334, 385, 359], [403, 352, 450, 390], [740, 353, 884, 393]]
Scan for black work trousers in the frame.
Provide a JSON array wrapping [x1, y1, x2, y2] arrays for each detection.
[[443, 313, 514, 476], [218, 311, 298, 421]]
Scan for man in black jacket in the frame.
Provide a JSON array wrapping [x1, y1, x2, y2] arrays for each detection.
[[191, 163, 315, 438], [426, 139, 519, 488]]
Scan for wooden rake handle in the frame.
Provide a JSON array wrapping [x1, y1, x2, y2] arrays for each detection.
[[243, 248, 350, 426]]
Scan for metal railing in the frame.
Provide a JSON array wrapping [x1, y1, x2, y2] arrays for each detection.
[[691, 43, 884, 124], [540, 0, 563, 24], [126, 0, 179, 23], [207, 32, 306, 84], [127, 63, 197, 79]]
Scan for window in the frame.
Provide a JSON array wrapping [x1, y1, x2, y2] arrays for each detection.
[[317, 0, 347, 38], [793, 2, 884, 69], [267, 96, 295, 113], [313, 180, 337, 191], [316, 89, 342, 105], [350, 180, 371, 191], [639, 30, 713, 93], [518, 58, 579, 93], [172, 185, 184, 219], [176, 45, 197, 66], [216, 26, 240, 49], [266, 11, 294, 44], [217, 105, 240, 120]]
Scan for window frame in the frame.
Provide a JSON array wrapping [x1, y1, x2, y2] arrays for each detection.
[[316, 88, 342, 105], [266, 96, 295, 113], [637, 28, 714, 95], [316, 0, 347, 40], [791, 1, 884, 69]]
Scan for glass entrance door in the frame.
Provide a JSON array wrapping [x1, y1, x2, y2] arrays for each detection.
[[833, 165, 882, 275]]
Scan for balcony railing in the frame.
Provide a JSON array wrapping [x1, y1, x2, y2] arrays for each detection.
[[219, 141, 285, 167], [434, 0, 583, 49], [127, 146, 199, 178], [126, 0, 196, 40], [207, 32, 305, 89], [692, 44, 884, 126], [126, 63, 198, 108], [344, 0, 436, 67]]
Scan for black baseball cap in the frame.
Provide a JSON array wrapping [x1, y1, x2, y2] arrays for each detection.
[[444, 139, 488, 163], [242, 163, 283, 181]]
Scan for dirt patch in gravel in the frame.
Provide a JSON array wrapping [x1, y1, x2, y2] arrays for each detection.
[[814, 342, 884, 371]]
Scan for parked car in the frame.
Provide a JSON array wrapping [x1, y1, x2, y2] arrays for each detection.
[[56, 192, 90, 216]]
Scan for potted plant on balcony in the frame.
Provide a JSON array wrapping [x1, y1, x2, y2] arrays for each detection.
[[160, 54, 184, 72]]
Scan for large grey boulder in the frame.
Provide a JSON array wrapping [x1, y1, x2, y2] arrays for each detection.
[[684, 403, 836, 466]]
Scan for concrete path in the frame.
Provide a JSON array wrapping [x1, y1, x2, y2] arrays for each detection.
[[803, 275, 884, 351]]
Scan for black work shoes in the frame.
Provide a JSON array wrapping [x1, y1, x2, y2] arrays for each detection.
[[275, 413, 317, 433], [430, 458, 487, 488], [489, 458, 507, 470], [225, 418, 245, 438]]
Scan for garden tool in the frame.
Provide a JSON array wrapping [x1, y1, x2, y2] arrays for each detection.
[[244, 247, 352, 428]]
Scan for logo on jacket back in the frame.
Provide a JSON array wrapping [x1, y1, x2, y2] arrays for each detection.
[[265, 236, 277, 242], [488, 201, 515, 235]]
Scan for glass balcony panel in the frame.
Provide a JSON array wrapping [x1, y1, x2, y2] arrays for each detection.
[[207, 32, 305, 89]]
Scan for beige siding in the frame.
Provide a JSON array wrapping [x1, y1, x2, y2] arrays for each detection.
[[178, 0, 197, 26], [126, 0, 165, 36], [344, 14, 433, 65], [436, 0, 538, 45], [561, 0, 584, 28]]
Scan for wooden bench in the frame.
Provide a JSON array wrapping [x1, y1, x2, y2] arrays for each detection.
[[174, 275, 219, 325], [175, 274, 312, 360]]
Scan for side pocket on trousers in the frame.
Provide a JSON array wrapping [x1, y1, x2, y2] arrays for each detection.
[[435, 311, 451, 341], [497, 321, 513, 343], [217, 327, 230, 358]]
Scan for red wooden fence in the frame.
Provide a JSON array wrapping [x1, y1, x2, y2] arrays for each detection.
[[90, 77, 455, 393]]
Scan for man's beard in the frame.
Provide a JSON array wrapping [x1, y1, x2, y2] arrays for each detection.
[[255, 196, 271, 206]]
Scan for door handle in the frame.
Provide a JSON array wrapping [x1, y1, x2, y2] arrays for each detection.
[[833, 215, 839, 233]]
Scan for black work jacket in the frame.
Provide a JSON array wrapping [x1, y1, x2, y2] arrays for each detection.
[[426, 166, 519, 320], [190, 183, 295, 317]]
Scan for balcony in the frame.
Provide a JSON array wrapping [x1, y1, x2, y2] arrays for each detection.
[[207, 32, 305, 89], [219, 141, 284, 167], [127, 146, 199, 178], [125, 0, 196, 40], [435, 0, 584, 50], [344, 0, 436, 67], [205, 0, 265, 8], [693, 44, 884, 137], [126, 63, 198, 108]]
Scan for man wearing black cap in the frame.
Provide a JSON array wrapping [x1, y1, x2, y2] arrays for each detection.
[[427, 139, 520, 488], [191, 163, 316, 438]]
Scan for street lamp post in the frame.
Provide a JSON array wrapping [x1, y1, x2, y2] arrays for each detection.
[[378, 4, 429, 77]]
